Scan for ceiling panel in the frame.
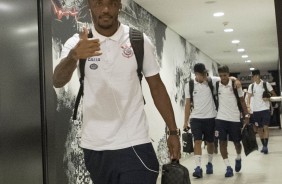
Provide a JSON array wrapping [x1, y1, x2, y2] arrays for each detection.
[[133, 0, 278, 73]]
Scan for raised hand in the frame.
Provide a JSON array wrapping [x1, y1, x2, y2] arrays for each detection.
[[71, 27, 102, 60]]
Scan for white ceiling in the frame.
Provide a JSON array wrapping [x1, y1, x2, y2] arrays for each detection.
[[133, 0, 279, 73]]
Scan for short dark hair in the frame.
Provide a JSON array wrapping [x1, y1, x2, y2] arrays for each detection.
[[251, 69, 260, 76], [194, 63, 207, 74], [218, 65, 230, 73]]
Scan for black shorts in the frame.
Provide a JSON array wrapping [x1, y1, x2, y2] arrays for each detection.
[[253, 110, 271, 127], [215, 119, 242, 142], [190, 118, 215, 143], [83, 143, 159, 184]]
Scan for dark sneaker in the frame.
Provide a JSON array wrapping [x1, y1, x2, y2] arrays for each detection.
[[225, 166, 234, 177], [235, 159, 241, 172], [261, 146, 268, 154], [193, 166, 203, 178], [263, 147, 268, 154], [206, 162, 213, 174]]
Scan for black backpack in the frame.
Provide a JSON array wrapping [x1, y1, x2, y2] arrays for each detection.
[[189, 77, 217, 108], [72, 28, 144, 120], [215, 80, 242, 112]]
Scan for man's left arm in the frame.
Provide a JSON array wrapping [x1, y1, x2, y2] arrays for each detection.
[[271, 90, 277, 96], [267, 82, 277, 96], [146, 74, 181, 160], [237, 88, 249, 124]]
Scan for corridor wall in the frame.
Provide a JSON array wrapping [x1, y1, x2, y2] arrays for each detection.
[[0, 0, 44, 183]]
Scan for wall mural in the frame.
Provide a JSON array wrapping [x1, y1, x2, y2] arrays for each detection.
[[174, 41, 199, 108], [51, 0, 218, 183]]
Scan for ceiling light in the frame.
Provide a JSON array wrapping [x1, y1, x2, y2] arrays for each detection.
[[231, 40, 240, 44], [250, 67, 255, 71], [0, 2, 12, 11], [224, 28, 234, 32], [237, 48, 245, 52], [213, 12, 224, 17], [205, 30, 215, 34], [245, 60, 251, 63], [205, 1, 216, 4], [242, 55, 248, 58]]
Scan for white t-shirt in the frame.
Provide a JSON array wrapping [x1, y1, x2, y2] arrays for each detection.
[[247, 80, 273, 112], [61, 24, 160, 150], [184, 77, 219, 119], [216, 79, 244, 122]]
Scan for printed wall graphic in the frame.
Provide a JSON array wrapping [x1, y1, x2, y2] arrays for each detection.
[[51, 0, 218, 183], [174, 40, 199, 108]]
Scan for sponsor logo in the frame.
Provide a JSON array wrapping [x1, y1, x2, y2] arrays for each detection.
[[90, 63, 98, 70], [121, 44, 133, 58], [88, 57, 101, 62]]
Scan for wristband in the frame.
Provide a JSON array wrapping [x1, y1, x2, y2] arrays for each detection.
[[167, 128, 180, 136]]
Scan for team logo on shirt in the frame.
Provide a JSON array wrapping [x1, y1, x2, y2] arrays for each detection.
[[121, 44, 133, 58], [90, 63, 98, 70]]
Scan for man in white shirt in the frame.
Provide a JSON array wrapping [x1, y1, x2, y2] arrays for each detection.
[[183, 63, 218, 178], [215, 65, 249, 177], [247, 70, 276, 154], [53, 0, 180, 183]]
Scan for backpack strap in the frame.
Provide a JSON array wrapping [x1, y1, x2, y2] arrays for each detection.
[[263, 81, 268, 92], [215, 81, 219, 110], [251, 83, 254, 94], [129, 27, 145, 104], [189, 80, 194, 106], [215, 81, 219, 95], [129, 28, 144, 84], [207, 77, 217, 107], [72, 30, 93, 120], [232, 80, 243, 112], [207, 77, 213, 92]]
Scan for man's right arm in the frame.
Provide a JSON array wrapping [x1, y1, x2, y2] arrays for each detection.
[[183, 98, 191, 129], [53, 49, 78, 88], [246, 84, 253, 113]]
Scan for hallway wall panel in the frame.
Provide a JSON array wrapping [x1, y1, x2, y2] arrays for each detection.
[[0, 0, 43, 183]]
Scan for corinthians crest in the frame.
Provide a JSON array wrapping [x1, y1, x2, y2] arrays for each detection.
[[121, 44, 134, 58]]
